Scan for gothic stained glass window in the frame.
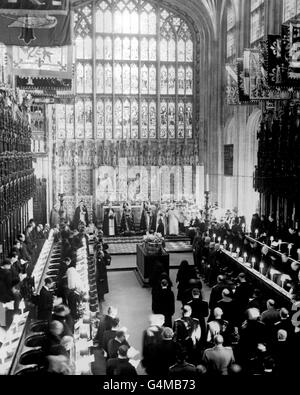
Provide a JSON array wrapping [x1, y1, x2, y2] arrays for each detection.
[[73, 0, 195, 140], [97, 100, 104, 139], [250, 0, 265, 44], [283, 0, 300, 21], [226, 2, 236, 59]]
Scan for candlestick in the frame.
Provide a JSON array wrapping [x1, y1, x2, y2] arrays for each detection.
[[242, 224, 245, 233], [223, 240, 227, 248], [213, 234, 216, 243], [278, 240, 282, 252], [255, 229, 259, 238], [236, 247, 240, 257], [218, 236, 221, 244], [243, 252, 247, 263], [288, 244, 292, 257], [270, 236, 274, 246], [229, 244, 233, 253], [251, 257, 256, 268]]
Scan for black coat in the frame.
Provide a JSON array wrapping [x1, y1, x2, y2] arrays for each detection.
[[96, 254, 109, 298], [140, 209, 156, 233], [152, 287, 175, 317], [94, 315, 116, 348], [0, 267, 20, 303], [37, 286, 53, 321], [142, 325, 164, 375], [72, 206, 88, 229], [106, 358, 137, 376]]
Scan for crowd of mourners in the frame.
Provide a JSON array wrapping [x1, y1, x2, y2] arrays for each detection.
[[93, 228, 300, 376]]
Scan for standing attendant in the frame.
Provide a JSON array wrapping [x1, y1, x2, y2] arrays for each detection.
[[37, 278, 55, 321], [95, 245, 110, 302], [103, 203, 117, 237]]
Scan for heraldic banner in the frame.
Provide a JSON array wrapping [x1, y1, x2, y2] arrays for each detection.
[[0, 0, 71, 46]]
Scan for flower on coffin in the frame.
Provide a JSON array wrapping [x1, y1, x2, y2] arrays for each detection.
[[143, 232, 164, 243]]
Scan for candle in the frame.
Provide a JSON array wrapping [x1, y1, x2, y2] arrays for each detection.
[[255, 229, 259, 238], [223, 240, 227, 248], [259, 262, 264, 273], [236, 247, 240, 256], [213, 234, 216, 243], [288, 244, 292, 256], [218, 236, 221, 244], [251, 257, 256, 268], [278, 240, 282, 252], [242, 224, 245, 232], [206, 174, 209, 191], [229, 244, 233, 253], [270, 236, 274, 246], [243, 252, 247, 262]]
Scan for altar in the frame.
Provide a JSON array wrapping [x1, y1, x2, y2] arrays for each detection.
[[136, 244, 170, 287]]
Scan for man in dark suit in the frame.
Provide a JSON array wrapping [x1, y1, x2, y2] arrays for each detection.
[[103, 317, 120, 353], [187, 287, 209, 345], [106, 345, 137, 376], [107, 331, 130, 359], [37, 278, 54, 321], [209, 275, 227, 312]]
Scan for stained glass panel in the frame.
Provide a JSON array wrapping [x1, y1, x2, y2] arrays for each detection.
[[149, 12, 156, 34], [114, 63, 122, 94], [85, 99, 93, 138], [131, 37, 138, 60], [96, 37, 104, 59], [84, 64, 93, 93], [160, 39, 167, 61], [149, 101, 156, 138], [141, 100, 148, 138], [131, 100, 139, 138], [114, 37, 122, 60], [84, 36, 92, 59], [105, 100, 113, 139], [95, 9, 103, 33], [75, 99, 84, 139], [96, 100, 104, 139], [149, 65, 156, 94], [104, 37, 112, 59], [104, 10, 113, 32], [141, 12, 148, 34], [141, 64, 148, 94], [168, 102, 175, 138], [123, 64, 130, 94], [123, 9, 131, 33], [75, 36, 83, 59], [178, 39, 185, 62], [76, 63, 84, 93], [115, 11, 123, 33], [66, 104, 74, 139], [178, 101, 185, 138], [123, 37, 131, 60], [186, 40, 193, 62], [186, 67, 193, 95], [160, 101, 167, 138], [131, 11, 139, 34], [96, 64, 104, 93], [104, 63, 112, 94], [185, 102, 193, 138], [168, 66, 175, 95], [114, 100, 123, 139], [178, 66, 185, 95], [160, 65, 168, 94], [149, 38, 156, 61], [168, 39, 176, 61], [123, 100, 131, 139], [141, 38, 149, 61], [131, 64, 138, 94]]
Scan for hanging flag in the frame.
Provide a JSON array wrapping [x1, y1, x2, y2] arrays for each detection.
[[0, 0, 71, 46]]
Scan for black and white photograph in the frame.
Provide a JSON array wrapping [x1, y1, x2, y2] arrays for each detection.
[[0, 0, 300, 384]]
